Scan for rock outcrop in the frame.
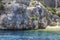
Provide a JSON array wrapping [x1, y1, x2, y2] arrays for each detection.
[[0, 0, 60, 29]]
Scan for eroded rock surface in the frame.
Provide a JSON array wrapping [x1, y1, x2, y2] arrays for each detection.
[[0, 0, 60, 29]]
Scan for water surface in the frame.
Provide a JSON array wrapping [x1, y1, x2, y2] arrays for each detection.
[[0, 30, 60, 40]]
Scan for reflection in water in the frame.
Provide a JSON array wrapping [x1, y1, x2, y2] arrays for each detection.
[[0, 30, 60, 40]]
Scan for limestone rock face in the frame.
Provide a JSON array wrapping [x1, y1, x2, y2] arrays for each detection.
[[0, 0, 60, 29]]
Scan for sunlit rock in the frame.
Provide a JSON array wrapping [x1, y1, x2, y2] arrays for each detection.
[[0, 0, 60, 29]]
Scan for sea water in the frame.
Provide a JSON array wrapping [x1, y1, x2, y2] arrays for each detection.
[[0, 30, 60, 40]]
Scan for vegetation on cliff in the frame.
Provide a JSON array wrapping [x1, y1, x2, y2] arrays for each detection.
[[40, 2, 56, 15]]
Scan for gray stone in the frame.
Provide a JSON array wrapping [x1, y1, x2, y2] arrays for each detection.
[[0, 0, 60, 29]]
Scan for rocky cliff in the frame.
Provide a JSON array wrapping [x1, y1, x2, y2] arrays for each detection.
[[0, 0, 60, 29]]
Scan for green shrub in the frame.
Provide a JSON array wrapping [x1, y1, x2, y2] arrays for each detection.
[[31, 16, 38, 21], [30, 0, 35, 2], [40, 2, 47, 7], [8, 2, 11, 4], [39, 9, 42, 13], [19, 3, 24, 6], [40, 1, 56, 14], [48, 7, 56, 14], [0, 5, 5, 10], [47, 7, 56, 14], [3, 3, 5, 4]]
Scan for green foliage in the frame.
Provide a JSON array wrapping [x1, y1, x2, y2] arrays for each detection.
[[0, 5, 5, 10], [40, 2, 56, 14], [40, 2, 47, 7], [39, 9, 42, 13], [19, 3, 24, 6], [2, 2, 5, 4], [31, 16, 38, 21], [0, 0, 5, 11], [46, 7, 56, 14], [8, 2, 11, 4], [30, 0, 35, 2]]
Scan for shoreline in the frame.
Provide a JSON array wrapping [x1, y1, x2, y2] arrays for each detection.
[[0, 26, 60, 31], [38, 26, 60, 31]]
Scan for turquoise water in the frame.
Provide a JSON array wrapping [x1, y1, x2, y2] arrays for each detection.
[[0, 30, 60, 40]]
